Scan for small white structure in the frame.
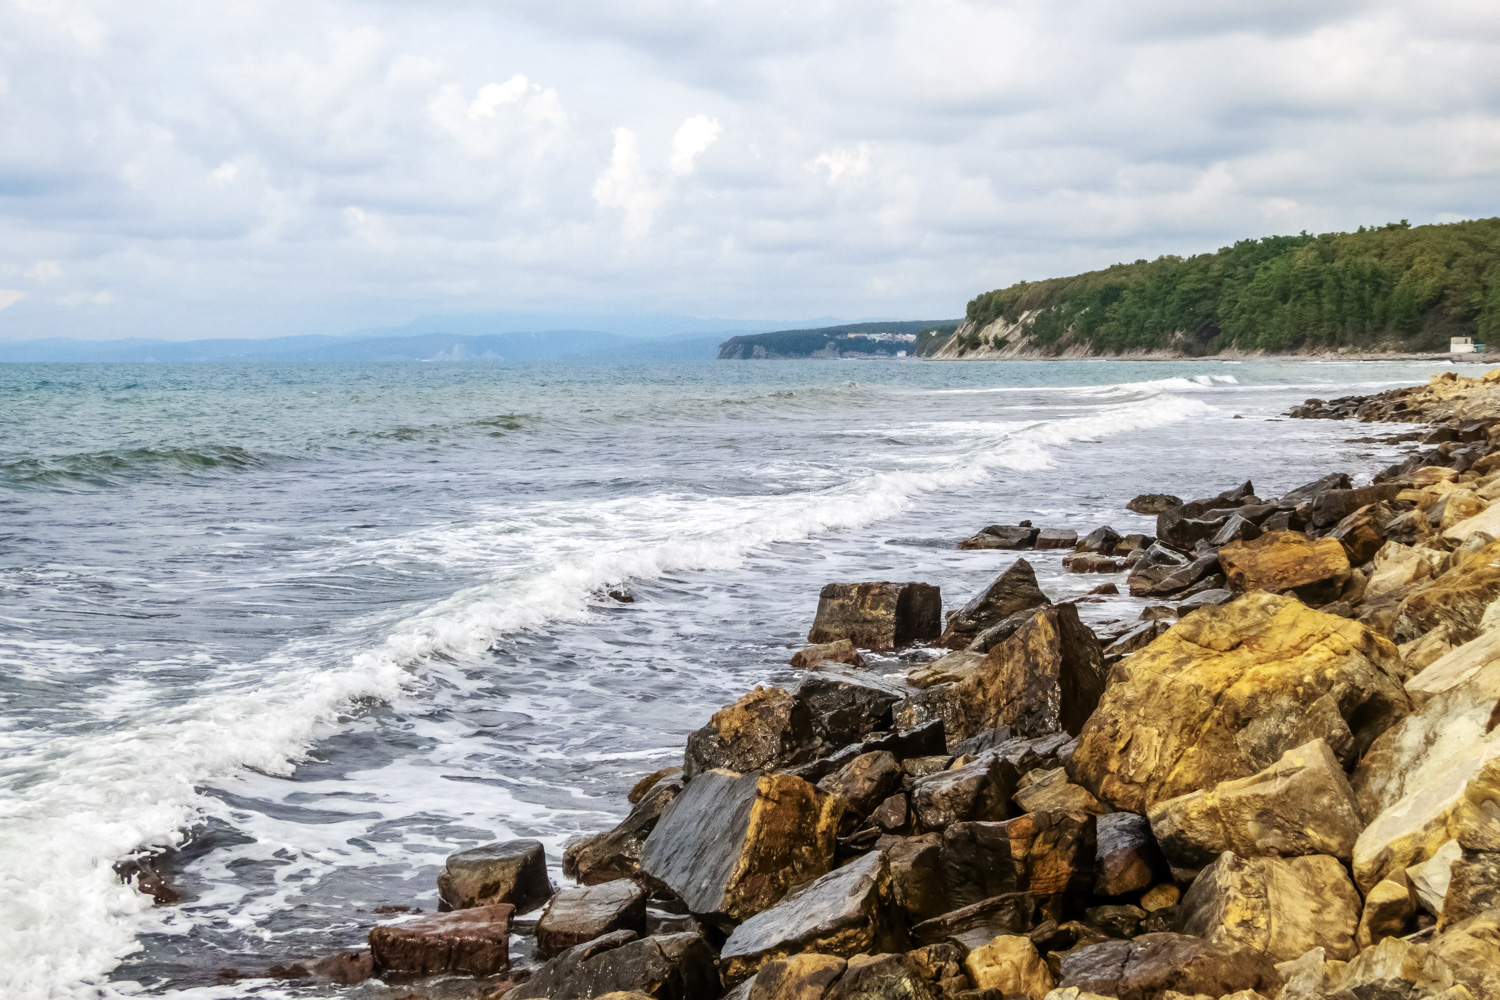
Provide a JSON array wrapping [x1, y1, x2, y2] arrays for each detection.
[[1452, 336, 1487, 354]]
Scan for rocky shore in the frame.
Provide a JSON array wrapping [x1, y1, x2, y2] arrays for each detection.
[[164, 369, 1500, 999]]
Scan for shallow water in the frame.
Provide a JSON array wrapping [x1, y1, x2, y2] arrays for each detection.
[[0, 357, 1453, 999]]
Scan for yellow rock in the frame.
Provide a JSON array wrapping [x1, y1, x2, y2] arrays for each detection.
[[1073, 592, 1409, 814], [1356, 874, 1416, 949], [743, 953, 847, 1000], [1407, 628, 1500, 705], [1140, 883, 1180, 911], [1441, 495, 1500, 541], [1178, 852, 1361, 964], [1399, 625, 1458, 677], [1392, 538, 1500, 645], [1412, 466, 1460, 487], [964, 934, 1053, 999], [1364, 542, 1446, 603], [1429, 910, 1500, 1000], [1217, 531, 1350, 603]]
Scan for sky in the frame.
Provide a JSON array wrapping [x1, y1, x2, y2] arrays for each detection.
[[1, 0, 1499, 341]]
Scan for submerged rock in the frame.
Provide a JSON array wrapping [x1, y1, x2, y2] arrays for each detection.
[[1127, 493, 1183, 515], [808, 582, 942, 651], [639, 770, 841, 926], [437, 840, 553, 913], [790, 639, 867, 669], [1072, 591, 1409, 815], [937, 559, 1050, 649], [368, 902, 514, 977], [959, 524, 1040, 550]]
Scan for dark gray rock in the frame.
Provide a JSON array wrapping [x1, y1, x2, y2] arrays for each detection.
[[808, 582, 943, 651], [958, 525, 1039, 550], [938, 559, 1050, 649], [565, 777, 683, 886], [438, 840, 553, 913], [1209, 513, 1262, 547], [1034, 528, 1078, 550], [909, 755, 1015, 831], [1076, 526, 1124, 554], [909, 892, 1035, 947], [879, 833, 951, 923], [501, 930, 721, 1000], [941, 821, 1019, 907], [1276, 472, 1353, 508], [1310, 484, 1407, 529], [535, 880, 648, 958], [817, 750, 903, 816], [683, 687, 820, 779], [1056, 932, 1281, 1000], [1127, 494, 1183, 515], [796, 665, 909, 747], [1095, 813, 1163, 896], [1103, 620, 1170, 659]]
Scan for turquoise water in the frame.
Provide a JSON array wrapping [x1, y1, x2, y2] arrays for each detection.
[[0, 358, 1455, 998]]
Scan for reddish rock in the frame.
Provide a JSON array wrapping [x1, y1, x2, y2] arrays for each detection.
[[368, 902, 514, 977]]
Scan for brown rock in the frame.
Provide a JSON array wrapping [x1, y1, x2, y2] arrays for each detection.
[[1327, 502, 1391, 565], [1139, 883, 1178, 911], [817, 751, 902, 817], [825, 953, 936, 1000], [1055, 933, 1282, 1000], [1001, 810, 1096, 896], [1062, 552, 1127, 574], [1146, 739, 1363, 877], [964, 934, 1053, 999], [741, 953, 847, 1000], [639, 770, 842, 926], [1036, 528, 1079, 550], [937, 559, 1050, 649], [790, 639, 867, 669], [808, 581, 942, 651], [311, 951, 374, 985], [871, 793, 908, 833], [1356, 874, 1417, 949], [1094, 813, 1164, 897], [1438, 848, 1500, 930], [1391, 537, 1500, 645], [565, 775, 683, 886], [718, 850, 899, 982], [941, 821, 1019, 907], [909, 892, 1035, 947], [628, 767, 682, 804], [501, 930, 721, 1000], [536, 880, 648, 959], [909, 754, 1014, 831], [1217, 531, 1351, 604], [1013, 767, 1105, 816], [683, 687, 819, 778], [1429, 909, 1500, 999], [1128, 493, 1183, 515], [369, 902, 513, 976], [878, 833, 950, 923], [438, 840, 552, 913], [1177, 852, 1361, 963], [1073, 592, 1409, 815]]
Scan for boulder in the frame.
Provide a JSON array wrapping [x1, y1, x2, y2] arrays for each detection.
[[906, 943, 967, 997], [1327, 503, 1391, 565], [369, 902, 513, 976], [1364, 541, 1447, 603], [1209, 514, 1262, 547], [1137, 552, 1221, 598], [959, 525, 1039, 550], [684, 687, 820, 778], [1126, 543, 1193, 597], [1094, 813, 1164, 897], [566, 776, 684, 886], [1127, 493, 1183, 515], [536, 880, 648, 958], [1438, 847, 1500, 929], [718, 850, 899, 982], [1062, 552, 1127, 574], [1056, 933, 1281, 1000], [1076, 526, 1123, 554], [1427, 489, 1487, 532], [1073, 592, 1409, 814], [1036, 528, 1079, 550], [1012, 768, 1105, 817], [1276, 471, 1353, 508], [937, 559, 1050, 649], [1322, 935, 1456, 1000], [1216, 531, 1351, 604], [941, 821, 1019, 907], [740, 953, 846, 1000], [909, 754, 1015, 831], [1407, 628, 1500, 706], [1429, 910, 1500, 999], [640, 770, 842, 925], [1309, 484, 1407, 529], [825, 954, 936, 1000], [964, 934, 1053, 999], [1441, 499, 1500, 543], [1357, 873, 1417, 949], [1103, 620, 1171, 659], [1178, 852, 1361, 964], [925, 605, 1106, 744], [808, 581, 942, 651], [1350, 653, 1500, 891], [795, 666, 908, 747], [909, 892, 1035, 947], [790, 639, 867, 670], [905, 649, 987, 689], [817, 751, 902, 817], [878, 833, 950, 923], [438, 840, 553, 913], [501, 930, 721, 1000], [1390, 538, 1500, 645], [1001, 810, 1096, 896], [1146, 739, 1363, 876]]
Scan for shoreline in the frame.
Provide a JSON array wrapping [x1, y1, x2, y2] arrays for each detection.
[[127, 368, 1500, 999]]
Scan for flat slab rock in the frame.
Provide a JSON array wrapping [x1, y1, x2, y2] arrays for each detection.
[[368, 902, 514, 977], [1057, 932, 1282, 1000], [536, 880, 648, 958]]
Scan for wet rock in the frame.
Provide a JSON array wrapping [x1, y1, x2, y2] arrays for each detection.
[[879, 833, 951, 923], [438, 840, 553, 913], [311, 951, 375, 985], [1309, 484, 1407, 529], [1137, 551, 1221, 598], [1094, 813, 1164, 897], [1055, 933, 1281, 1000], [1085, 904, 1146, 939], [910, 892, 1036, 947], [1157, 506, 1238, 551], [1208, 514, 1261, 548], [1035, 528, 1078, 550], [536, 881, 648, 959], [1438, 848, 1500, 930], [501, 930, 721, 1000], [369, 902, 514, 976], [1391, 537, 1500, 645], [1349, 651, 1500, 891], [796, 665, 908, 748], [791, 639, 867, 670], [1073, 592, 1409, 815], [1076, 526, 1123, 554], [907, 942, 967, 996], [817, 751, 903, 816], [1127, 494, 1183, 515], [938, 559, 1050, 649], [941, 821, 1019, 907], [719, 850, 899, 982], [808, 581, 943, 651], [1178, 852, 1361, 963], [1277, 471, 1354, 508], [1012, 768, 1104, 816], [740, 953, 848, 1000], [1217, 531, 1351, 604], [1001, 810, 1096, 896], [684, 687, 820, 778], [906, 649, 988, 689], [826, 953, 936, 1000], [959, 525, 1040, 550], [872, 793, 908, 833], [1147, 740, 1363, 876], [928, 605, 1106, 744], [1061, 552, 1126, 574], [1175, 589, 1231, 614], [965, 935, 1053, 999], [566, 776, 684, 886], [1102, 620, 1170, 659], [640, 770, 841, 926], [1357, 873, 1417, 949], [629, 767, 682, 804], [909, 754, 1015, 831], [1125, 542, 1193, 596], [1088, 582, 1119, 595]]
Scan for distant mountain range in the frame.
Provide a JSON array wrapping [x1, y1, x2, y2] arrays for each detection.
[[717, 321, 961, 359]]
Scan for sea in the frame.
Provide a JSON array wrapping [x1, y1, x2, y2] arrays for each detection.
[[0, 357, 1458, 998]]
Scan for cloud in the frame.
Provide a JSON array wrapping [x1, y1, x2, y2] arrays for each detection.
[[26, 260, 62, 281], [669, 115, 722, 175], [592, 127, 662, 239], [470, 75, 531, 118], [0, 290, 26, 310], [812, 143, 872, 183]]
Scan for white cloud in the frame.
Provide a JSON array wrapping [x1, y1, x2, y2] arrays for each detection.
[[669, 115, 722, 175], [470, 75, 531, 118], [26, 260, 62, 282], [0, 290, 26, 310], [343, 206, 393, 248], [812, 143, 872, 183], [592, 127, 661, 239]]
